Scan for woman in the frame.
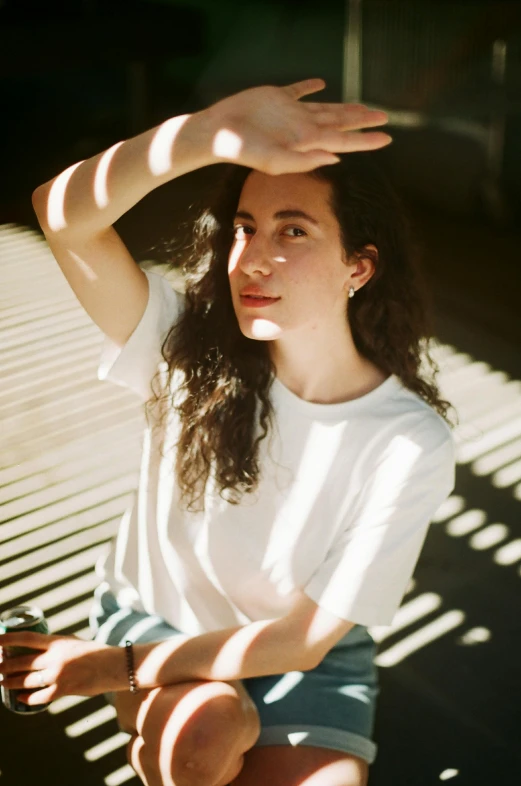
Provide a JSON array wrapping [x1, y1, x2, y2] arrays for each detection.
[[0, 78, 457, 786]]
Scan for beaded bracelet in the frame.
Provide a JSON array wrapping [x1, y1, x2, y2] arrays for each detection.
[[125, 640, 139, 694]]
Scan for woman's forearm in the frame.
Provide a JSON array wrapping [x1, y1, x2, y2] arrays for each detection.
[[124, 617, 316, 692], [32, 110, 219, 240]]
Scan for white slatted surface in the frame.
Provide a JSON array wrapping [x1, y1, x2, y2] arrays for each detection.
[[0, 226, 146, 623], [0, 224, 184, 784]]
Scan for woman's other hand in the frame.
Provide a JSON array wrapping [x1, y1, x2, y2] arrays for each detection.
[[202, 77, 392, 175], [0, 631, 125, 707]]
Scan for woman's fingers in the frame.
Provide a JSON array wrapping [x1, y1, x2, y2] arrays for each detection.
[[261, 130, 392, 175], [283, 78, 327, 100], [265, 150, 341, 174], [306, 104, 389, 131], [326, 111, 390, 131], [294, 127, 392, 154], [2, 669, 50, 689], [313, 110, 390, 131], [0, 631, 51, 649], [206, 79, 392, 174], [0, 653, 42, 673], [305, 102, 378, 115], [16, 686, 56, 706], [305, 102, 369, 112]]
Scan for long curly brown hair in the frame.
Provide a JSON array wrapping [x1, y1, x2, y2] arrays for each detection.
[[146, 153, 458, 513]]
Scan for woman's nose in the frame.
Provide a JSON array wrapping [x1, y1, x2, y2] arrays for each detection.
[[237, 235, 274, 275]]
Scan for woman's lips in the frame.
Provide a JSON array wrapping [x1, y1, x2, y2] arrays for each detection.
[[239, 295, 281, 308]]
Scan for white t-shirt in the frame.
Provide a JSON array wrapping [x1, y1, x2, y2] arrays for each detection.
[[95, 269, 456, 633]]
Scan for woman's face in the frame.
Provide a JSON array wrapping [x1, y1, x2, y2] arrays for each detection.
[[228, 170, 355, 342]]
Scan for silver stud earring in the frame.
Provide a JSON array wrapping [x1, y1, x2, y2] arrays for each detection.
[[348, 286, 355, 298]]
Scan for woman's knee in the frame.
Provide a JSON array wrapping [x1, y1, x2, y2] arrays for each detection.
[[119, 681, 257, 786], [114, 686, 159, 735], [126, 733, 157, 786]]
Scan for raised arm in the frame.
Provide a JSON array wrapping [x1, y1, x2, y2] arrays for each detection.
[[31, 78, 390, 347], [31, 111, 217, 347], [31, 112, 216, 240]]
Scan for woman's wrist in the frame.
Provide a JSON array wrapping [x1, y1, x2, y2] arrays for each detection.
[[113, 641, 159, 692], [170, 108, 222, 173], [98, 643, 136, 694], [124, 641, 139, 693]]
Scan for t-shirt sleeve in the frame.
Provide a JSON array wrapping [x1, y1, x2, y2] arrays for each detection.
[[303, 421, 456, 627], [97, 269, 184, 402]]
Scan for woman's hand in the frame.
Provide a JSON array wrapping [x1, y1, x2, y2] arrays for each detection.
[[0, 631, 126, 707], [203, 77, 392, 175]]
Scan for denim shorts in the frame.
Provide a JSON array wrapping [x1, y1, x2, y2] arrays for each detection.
[[89, 583, 380, 765]]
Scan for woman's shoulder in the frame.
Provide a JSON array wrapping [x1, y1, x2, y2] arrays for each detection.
[[141, 263, 186, 299], [141, 264, 187, 330], [381, 377, 456, 453]]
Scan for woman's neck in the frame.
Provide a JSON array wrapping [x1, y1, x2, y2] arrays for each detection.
[[272, 358, 388, 405]]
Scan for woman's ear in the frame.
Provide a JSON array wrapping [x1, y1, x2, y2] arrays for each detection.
[[360, 244, 379, 266], [346, 245, 379, 291]]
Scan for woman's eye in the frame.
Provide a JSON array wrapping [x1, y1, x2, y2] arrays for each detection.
[[233, 225, 306, 237], [233, 225, 253, 237], [284, 226, 306, 237]]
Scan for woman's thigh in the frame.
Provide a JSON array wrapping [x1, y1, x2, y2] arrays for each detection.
[[230, 745, 369, 786], [239, 623, 380, 769]]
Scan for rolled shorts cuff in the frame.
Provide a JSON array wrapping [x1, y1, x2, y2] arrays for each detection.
[[253, 724, 377, 765]]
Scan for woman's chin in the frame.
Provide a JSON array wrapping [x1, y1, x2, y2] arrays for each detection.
[[240, 319, 282, 341]]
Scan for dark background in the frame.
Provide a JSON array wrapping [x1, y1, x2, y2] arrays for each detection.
[[2, 0, 521, 345], [1, 1, 521, 785]]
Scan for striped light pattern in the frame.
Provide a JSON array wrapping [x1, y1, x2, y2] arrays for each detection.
[[1, 224, 519, 783]]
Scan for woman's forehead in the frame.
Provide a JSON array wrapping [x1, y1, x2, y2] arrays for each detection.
[[239, 170, 333, 217]]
